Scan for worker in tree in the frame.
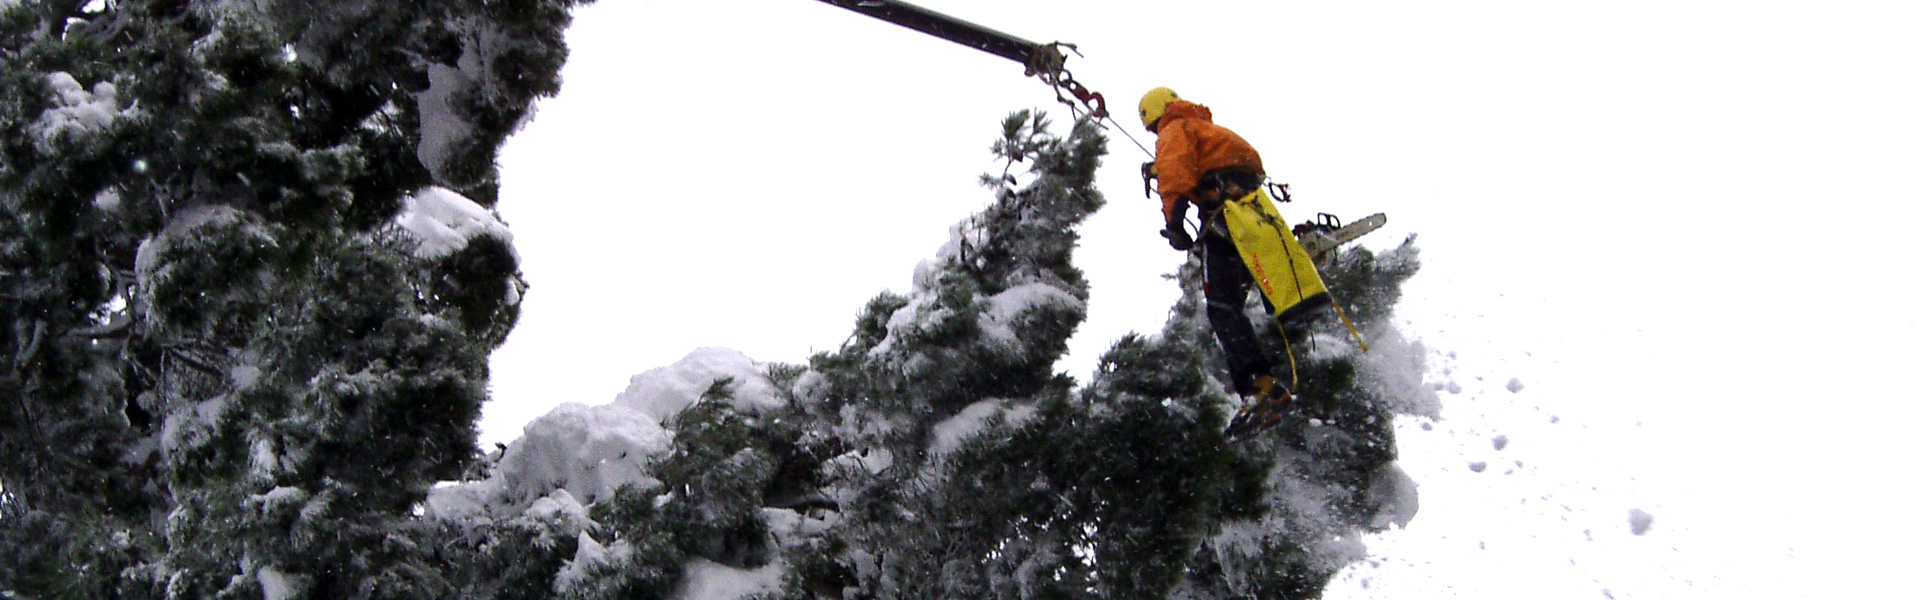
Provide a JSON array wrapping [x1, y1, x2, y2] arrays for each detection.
[[1142, 87, 1330, 434]]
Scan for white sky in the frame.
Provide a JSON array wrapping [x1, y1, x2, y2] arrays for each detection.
[[487, 1, 1920, 597]]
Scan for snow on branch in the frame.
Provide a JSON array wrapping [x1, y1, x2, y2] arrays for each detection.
[[394, 187, 514, 259], [29, 72, 139, 153]]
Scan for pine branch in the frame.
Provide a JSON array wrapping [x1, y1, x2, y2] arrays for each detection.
[[4, 320, 47, 460], [165, 348, 224, 378]]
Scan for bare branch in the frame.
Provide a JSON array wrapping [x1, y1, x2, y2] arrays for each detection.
[[4, 320, 47, 452], [165, 347, 225, 378]]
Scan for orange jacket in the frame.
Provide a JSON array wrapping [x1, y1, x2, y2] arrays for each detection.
[[1153, 100, 1265, 222]]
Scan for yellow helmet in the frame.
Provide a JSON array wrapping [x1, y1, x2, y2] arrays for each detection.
[[1139, 87, 1180, 131]]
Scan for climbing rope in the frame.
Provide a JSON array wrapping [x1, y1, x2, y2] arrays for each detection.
[[1333, 301, 1370, 353], [1104, 115, 1157, 158], [1024, 42, 1155, 158], [1279, 323, 1301, 390]]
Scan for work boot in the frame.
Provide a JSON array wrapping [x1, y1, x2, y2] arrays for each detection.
[[1226, 375, 1294, 439]]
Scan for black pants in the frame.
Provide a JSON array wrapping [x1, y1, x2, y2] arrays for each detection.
[[1200, 229, 1274, 396]]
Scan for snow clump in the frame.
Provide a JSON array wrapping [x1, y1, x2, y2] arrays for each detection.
[[30, 72, 140, 153], [554, 532, 634, 596], [675, 557, 787, 600], [977, 282, 1082, 348], [613, 347, 787, 423], [257, 566, 301, 600], [929, 399, 1040, 456], [429, 348, 785, 522], [394, 187, 514, 259], [427, 402, 672, 520], [1629, 508, 1654, 535], [498, 403, 674, 506]]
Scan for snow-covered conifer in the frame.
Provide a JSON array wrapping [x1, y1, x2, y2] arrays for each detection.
[[1153, 237, 1430, 598], [0, 1, 585, 596], [3, 1, 1433, 595], [436, 109, 1429, 600], [779, 111, 1111, 598]]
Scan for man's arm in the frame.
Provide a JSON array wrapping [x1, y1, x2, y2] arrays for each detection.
[[1155, 121, 1200, 223]]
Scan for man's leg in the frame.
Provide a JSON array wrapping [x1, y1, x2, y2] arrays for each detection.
[[1202, 234, 1274, 396]]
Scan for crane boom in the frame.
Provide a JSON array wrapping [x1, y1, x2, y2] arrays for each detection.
[[810, 0, 1108, 119], [811, 0, 1043, 65]]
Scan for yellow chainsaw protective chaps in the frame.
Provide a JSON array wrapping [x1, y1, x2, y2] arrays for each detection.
[[1220, 187, 1332, 327]]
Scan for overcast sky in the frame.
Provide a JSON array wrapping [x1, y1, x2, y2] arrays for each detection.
[[485, 1, 1918, 597]]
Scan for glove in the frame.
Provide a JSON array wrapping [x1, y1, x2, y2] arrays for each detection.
[[1161, 224, 1194, 251], [1161, 197, 1195, 251]]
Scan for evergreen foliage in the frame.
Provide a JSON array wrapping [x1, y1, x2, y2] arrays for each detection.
[[745, 113, 1428, 599], [425, 112, 1428, 600], [2, 1, 1430, 597], [0, 0, 587, 596]]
